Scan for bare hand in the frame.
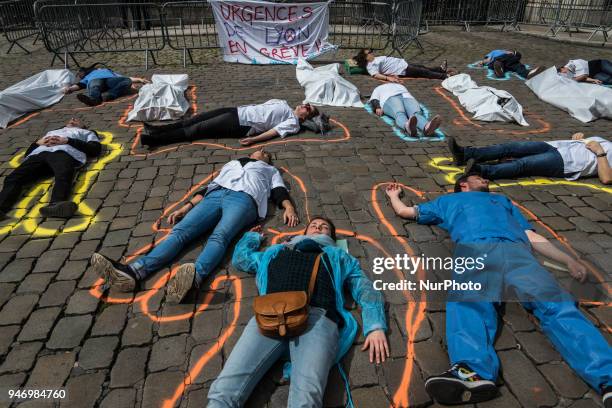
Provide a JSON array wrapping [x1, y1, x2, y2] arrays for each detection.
[[387, 76, 400, 83], [385, 183, 402, 199], [239, 137, 253, 146], [361, 329, 389, 364], [167, 205, 190, 225], [375, 108, 384, 116], [250, 225, 265, 240], [62, 86, 72, 94], [567, 259, 587, 283], [36, 137, 49, 146], [283, 208, 299, 227], [45, 136, 68, 146], [592, 79, 603, 85], [571, 132, 584, 140], [585, 141, 605, 156]]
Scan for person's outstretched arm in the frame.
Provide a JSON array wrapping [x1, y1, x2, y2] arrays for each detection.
[[585, 140, 612, 184], [239, 129, 279, 146], [385, 183, 417, 219], [525, 230, 587, 282], [129, 76, 150, 84]]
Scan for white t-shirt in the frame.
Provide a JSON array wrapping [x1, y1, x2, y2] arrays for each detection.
[[27, 127, 99, 164], [366, 56, 408, 77], [369, 83, 416, 108], [209, 159, 286, 218], [237, 99, 300, 138], [547, 137, 612, 180], [564, 59, 589, 78]]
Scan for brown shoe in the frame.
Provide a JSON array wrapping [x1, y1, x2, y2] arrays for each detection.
[[406, 116, 418, 137], [493, 61, 505, 78], [166, 263, 196, 304], [424, 115, 442, 137]]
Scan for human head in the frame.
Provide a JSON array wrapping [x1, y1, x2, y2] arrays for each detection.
[[454, 172, 490, 193], [304, 217, 337, 240], [66, 117, 85, 128], [558, 66, 569, 74], [294, 103, 318, 122], [249, 149, 271, 164], [354, 49, 375, 69]]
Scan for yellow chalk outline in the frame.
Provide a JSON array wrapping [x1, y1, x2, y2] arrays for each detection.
[[0, 132, 123, 237], [429, 157, 612, 194]]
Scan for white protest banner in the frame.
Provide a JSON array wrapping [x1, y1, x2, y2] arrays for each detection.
[[208, 0, 336, 64]]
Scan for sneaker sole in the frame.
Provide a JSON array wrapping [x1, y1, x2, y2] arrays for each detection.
[[77, 94, 101, 107], [166, 264, 195, 304], [40, 202, 77, 218], [90, 253, 135, 292], [425, 377, 498, 404], [407, 116, 418, 137], [424, 115, 441, 137]]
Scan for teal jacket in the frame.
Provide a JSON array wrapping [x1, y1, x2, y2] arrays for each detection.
[[232, 231, 388, 363]]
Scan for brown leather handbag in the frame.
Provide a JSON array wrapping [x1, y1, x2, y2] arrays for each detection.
[[253, 253, 322, 338]]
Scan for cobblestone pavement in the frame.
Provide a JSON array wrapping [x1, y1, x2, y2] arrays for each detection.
[[0, 28, 611, 408]]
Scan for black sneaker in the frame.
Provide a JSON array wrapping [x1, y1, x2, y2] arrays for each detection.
[[526, 66, 546, 80], [447, 136, 465, 165], [493, 61, 505, 78], [40, 201, 77, 218], [425, 363, 498, 405], [464, 158, 481, 175], [139, 129, 161, 148], [90, 252, 137, 292], [77, 93, 102, 107], [603, 386, 611, 408], [166, 263, 196, 304]]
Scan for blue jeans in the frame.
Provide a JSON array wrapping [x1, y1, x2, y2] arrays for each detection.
[[208, 307, 339, 408], [130, 187, 257, 280], [87, 77, 132, 102], [383, 95, 427, 132], [446, 244, 612, 390], [464, 141, 564, 180], [591, 59, 612, 85]]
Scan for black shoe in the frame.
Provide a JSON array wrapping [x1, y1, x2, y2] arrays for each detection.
[[91, 252, 137, 292], [40, 201, 77, 218], [447, 136, 465, 165], [139, 129, 161, 148], [603, 386, 612, 408], [464, 158, 480, 175], [441, 59, 448, 72], [77, 93, 102, 107], [493, 61, 505, 78], [425, 363, 498, 405]]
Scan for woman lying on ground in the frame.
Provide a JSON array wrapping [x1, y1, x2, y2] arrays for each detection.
[[558, 58, 612, 85], [369, 83, 441, 137], [90, 149, 300, 304], [355, 49, 456, 82], [207, 217, 389, 407], [140, 99, 326, 147]]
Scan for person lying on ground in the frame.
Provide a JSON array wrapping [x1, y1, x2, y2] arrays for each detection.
[[385, 174, 611, 407], [558, 59, 612, 85], [475, 49, 544, 79], [354, 49, 456, 82], [0, 117, 101, 220], [90, 149, 300, 303], [139, 99, 325, 148], [207, 217, 388, 407], [446, 134, 612, 184], [369, 83, 441, 137], [63, 63, 149, 106]]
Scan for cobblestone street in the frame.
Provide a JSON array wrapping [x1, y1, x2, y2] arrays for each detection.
[[0, 27, 611, 408]]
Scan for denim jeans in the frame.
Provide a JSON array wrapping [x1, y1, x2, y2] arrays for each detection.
[[208, 307, 339, 408], [464, 141, 565, 180], [487, 52, 529, 78], [383, 95, 427, 132], [130, 187, 257, 280], [87, 77, 132, 102], [591, 59, 612, 85]]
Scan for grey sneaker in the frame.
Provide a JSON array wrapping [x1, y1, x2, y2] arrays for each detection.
[[166, 263, 196, 304], [90, 252, 136, 292]]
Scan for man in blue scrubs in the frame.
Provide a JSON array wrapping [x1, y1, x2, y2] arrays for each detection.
[[63, 66, 149, 106], [385, 172, 611, 407]]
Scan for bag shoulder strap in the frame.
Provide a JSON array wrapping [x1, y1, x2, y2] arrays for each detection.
[[307, 253, 322, 301]]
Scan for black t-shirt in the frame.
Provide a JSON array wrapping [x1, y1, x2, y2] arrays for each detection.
[[266, 247, 340, 325]]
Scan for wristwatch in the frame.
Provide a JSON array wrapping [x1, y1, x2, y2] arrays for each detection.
[[597, 152, 607, 157]]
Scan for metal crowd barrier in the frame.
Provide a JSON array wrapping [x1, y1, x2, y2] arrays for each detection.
[[328, 0, 393, 50], [0, 0, 39, 53], [393, 0, 422, 51]]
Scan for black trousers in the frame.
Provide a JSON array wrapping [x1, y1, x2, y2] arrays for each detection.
[[402, 63, 447, 80], [488, 52, 529, 78], [0, 151, 80, 212], [145, 107, 252, 145]]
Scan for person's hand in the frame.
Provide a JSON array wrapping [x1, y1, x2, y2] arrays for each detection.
[[592, 79, 603, 85], [283, 207, 299, 227], [362, 329, 389, 364], [385, 183, 402, 199], [141, 78, 151, 84], [387, 75, 400, 83], [62, 86, 72, 94], [239, 137, 253, 146], [567, 258, 587, 283], [167, 205, 190, 225], [571, 132, 584, 140], [36, 137, 49, 146], [250, 225, 265, 240], [46, 136, 69, 146], [585, 141, 605, 156], [375, 108, 384, 116]]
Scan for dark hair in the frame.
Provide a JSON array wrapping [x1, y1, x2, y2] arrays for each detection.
[[354, 49, 370, 70], [76, 62, 105, 79], [454, 171, 481, 193], [305, 216, 337, 240]]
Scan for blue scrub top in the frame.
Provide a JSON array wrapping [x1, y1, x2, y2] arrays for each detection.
[[485, 49, 508, 61], [416, 192, 533, 244], [79, 68, 121, 87]]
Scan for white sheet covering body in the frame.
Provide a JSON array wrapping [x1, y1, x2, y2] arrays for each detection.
[[0, 69, 75, 129], [296, 59, 363, 107], [127, 74, 190, 122], [442, 73, 529, 126], [525, 67, 612, 123]]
